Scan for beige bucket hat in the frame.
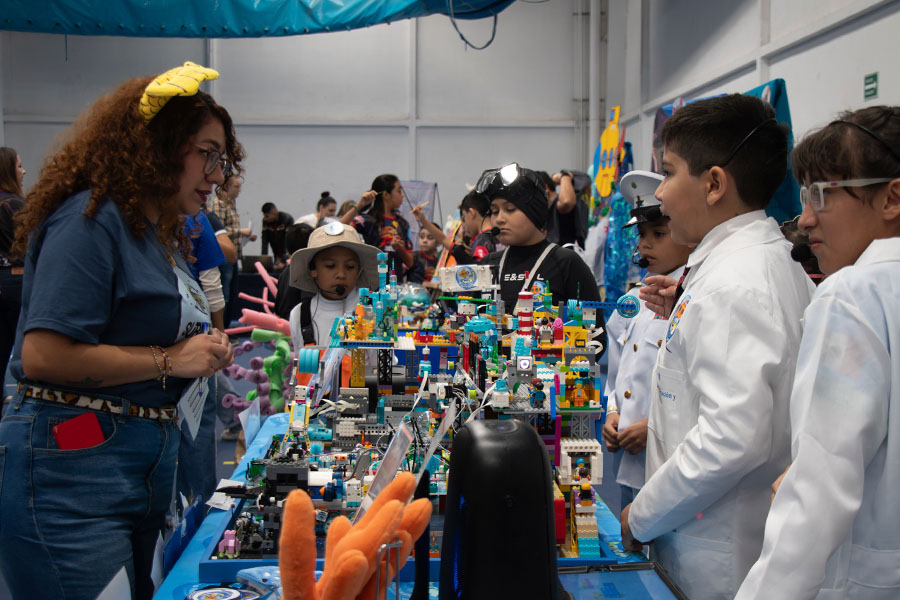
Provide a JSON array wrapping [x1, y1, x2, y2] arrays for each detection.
[[289, 221, 381, 293]]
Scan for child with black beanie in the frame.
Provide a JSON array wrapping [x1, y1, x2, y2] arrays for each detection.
[[478, 162, 602, 313]]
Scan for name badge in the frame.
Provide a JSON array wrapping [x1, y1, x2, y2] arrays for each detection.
[[177, 376, 208, 440]]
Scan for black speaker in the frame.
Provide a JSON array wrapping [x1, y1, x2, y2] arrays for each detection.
[[439, 420, 558, 600]]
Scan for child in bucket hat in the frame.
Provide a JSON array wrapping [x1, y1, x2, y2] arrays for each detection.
[[288, 221, 379, 350]]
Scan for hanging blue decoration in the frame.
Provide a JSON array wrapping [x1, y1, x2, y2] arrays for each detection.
[[603, 190, 639, 301]]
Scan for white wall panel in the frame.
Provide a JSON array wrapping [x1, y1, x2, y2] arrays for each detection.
[[417, 0, 576, 121], [769, 3, 900, 138], [3, 1, 598, 228], [233, 124, 409, 255], [2, 33, 203, 117], [770, 0, 859, 40], [213, 25, 410, 121], [416, 126, 579, 216], [4, 122, 68, 192], [604, 0, 631, 112], [646, 0, 759, 101], [607, 0, 899, 173]]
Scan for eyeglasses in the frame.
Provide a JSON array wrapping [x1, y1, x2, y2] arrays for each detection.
[[475, 163, 543, 196], [192, 144, 233, 178], [799, 178, 893, 211]]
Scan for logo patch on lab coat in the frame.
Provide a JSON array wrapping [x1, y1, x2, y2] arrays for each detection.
[[666, 294, 691, 348]]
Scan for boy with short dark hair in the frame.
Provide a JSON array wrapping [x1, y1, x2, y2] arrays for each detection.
[[407, 222, 441, 284], [619, 94, 814, 599]]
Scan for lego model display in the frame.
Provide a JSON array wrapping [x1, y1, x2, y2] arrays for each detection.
[[208, 252, 642, 575]]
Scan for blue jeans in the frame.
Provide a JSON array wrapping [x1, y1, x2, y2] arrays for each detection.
[[0, 390, 179, 600]]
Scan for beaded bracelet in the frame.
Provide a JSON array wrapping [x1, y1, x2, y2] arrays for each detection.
[[149, 345, 167, 389], [159, 347, 173, 386]]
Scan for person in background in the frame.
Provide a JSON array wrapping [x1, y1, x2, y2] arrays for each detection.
[[539, 169, 591, 251], [412, 189, 500, 266], [297, 191, 337, 228], [202, 207, 241, 442], [184, 212, 227, 330], [209, 173, 255, 323], [0, 147, 27, 383], [0, 64, 236, 600], [204, 208, 237, 266], [407, 222, 441, 284], [275, 222, 314, 319], [261, 201, 294, 270], [178, 210, 227, 506], [736, 106, 900, 599], [346, 174, 414, 281], [337, 199, 356, 219]]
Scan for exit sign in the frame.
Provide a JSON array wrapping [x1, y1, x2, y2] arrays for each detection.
[[864, 73, 878, 100]]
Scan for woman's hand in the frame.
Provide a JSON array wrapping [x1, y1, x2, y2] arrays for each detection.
[[167, 329, 233, 379]]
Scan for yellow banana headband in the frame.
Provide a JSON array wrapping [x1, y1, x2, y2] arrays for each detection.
[[139, 61, 219, 122]]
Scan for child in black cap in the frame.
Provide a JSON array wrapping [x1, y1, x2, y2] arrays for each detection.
[[477, 162, 601, 312]]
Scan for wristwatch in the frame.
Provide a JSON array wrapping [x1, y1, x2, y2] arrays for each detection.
[[559, 170, 573, 180]]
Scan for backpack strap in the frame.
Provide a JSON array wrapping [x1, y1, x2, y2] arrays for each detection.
[[300, 298, 316, 346]]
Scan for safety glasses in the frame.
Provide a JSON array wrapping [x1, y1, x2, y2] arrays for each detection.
[[475, 163, 542, 196], [192, 144, 233, 178], [799, 178, 893, 212]]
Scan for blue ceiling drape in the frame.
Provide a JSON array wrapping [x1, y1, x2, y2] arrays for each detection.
[[0, 0, 516, 38]]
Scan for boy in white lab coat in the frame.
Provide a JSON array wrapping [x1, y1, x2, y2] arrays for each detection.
[[619, 94, 814, 599], [602, 171, 691, 506], [736, 107, 900, 599]]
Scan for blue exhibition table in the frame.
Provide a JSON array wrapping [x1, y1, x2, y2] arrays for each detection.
[[155, 413, 645, 599]]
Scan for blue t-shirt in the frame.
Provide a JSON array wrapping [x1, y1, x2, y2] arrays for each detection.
[[10, 190, 210, 408], [184, 212, 226, 281]]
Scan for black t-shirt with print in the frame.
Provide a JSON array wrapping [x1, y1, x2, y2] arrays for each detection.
[[483, 239, 601, 314]]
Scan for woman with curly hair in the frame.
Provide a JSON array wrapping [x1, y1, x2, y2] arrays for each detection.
[[0, 65, 239, 599]]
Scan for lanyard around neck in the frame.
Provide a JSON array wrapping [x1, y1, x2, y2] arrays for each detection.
[[498, 242, 557, 296]]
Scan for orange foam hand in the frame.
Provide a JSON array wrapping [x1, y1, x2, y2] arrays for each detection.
[[280, 472, 432, 600]]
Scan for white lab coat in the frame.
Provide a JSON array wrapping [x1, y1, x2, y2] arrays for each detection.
[[736, 238, 900, 600], [604, 267, 680, 490], [628, 211, 814, 599]]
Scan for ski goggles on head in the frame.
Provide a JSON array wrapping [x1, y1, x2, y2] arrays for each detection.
[[475, 163, 543, 197]]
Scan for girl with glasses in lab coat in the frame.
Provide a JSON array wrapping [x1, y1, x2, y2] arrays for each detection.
[[736, 105, 900, 599]]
